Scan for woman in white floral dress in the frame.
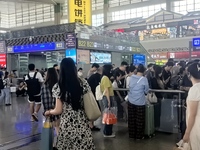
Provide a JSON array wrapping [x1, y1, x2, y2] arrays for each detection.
[[45, 58, 95, 150]]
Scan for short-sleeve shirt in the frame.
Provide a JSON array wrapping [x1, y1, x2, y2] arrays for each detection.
[[25, 72, 44, 83], [100, 76, 114, 96], [187, 83, 200, 102], [186, 83, 200, 125]]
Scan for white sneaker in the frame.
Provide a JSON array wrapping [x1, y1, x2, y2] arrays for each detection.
[[104, 134, 116, 138]]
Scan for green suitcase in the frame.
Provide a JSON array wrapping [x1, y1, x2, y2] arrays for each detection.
[[145, 104, 155, 137]]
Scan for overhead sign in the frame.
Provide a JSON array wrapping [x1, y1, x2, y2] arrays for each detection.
[[66, 33, 76, 49], [68, 0, 92, 25], [8, 42, 65, 53], [193, 38, 200, 47], [77, 39, 141, 52], [0, 54, 6, 68], [0, 41, 6, 53]]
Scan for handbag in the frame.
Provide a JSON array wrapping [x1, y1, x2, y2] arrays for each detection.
[[102, 108, 117, 125], [83, 91, 101, 121], [40, 118, 54, 150], [175, 140, 191, 150], [147, 92, 158, 103]]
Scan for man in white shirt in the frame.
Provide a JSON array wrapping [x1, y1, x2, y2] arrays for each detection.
[[25, 64, 44, 122]]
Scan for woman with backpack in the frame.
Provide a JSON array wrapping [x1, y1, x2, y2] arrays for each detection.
[[3, 72, 12, 106], [100, 64, 116, 138], [41, 68, 60, 135]]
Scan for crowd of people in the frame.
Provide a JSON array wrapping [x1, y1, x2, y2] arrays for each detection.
[[1, 57, 200, 150]]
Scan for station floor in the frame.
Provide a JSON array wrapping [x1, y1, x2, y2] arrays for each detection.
[[0, 95, 177, 150]]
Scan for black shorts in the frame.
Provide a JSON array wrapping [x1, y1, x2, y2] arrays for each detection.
[[28, 95, 41, 104]]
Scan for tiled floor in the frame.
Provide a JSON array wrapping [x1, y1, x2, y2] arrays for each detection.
[[0, 96, 177, 150]]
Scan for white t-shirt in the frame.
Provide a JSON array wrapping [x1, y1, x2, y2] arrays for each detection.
[[126, 76, 131, 88], [112, 80, 118, 89], [25, 72, 44, 83]]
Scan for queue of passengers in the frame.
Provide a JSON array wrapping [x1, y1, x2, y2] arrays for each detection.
[[11, 58, 200, 150]]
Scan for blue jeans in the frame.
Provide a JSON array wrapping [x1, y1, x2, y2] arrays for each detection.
[[2, 88, 11, 104], [102, 96, 115, 136]]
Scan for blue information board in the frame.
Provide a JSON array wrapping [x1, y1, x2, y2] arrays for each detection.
[[133, 54, 146, 66], [66, 48, 77, 63], [13, 43, 56, 53], [193, 38, 200, 47], [9, 42, 65, 53]]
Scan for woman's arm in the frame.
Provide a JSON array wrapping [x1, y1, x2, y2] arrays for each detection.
[[144, 78, 149, 94], [104, 87, 111, 108], [183, 101, 199, 142], [45, 98, 63, 115]]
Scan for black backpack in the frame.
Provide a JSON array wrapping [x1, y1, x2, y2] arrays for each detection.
[[0, 78, 4, 89], [26, 72, 41, 96]]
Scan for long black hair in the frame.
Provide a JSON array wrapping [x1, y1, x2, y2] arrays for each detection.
[[58, 58, 83, 111], [102, 64, 113, 78], [45, 68, 58, 94], [153, 65, 162, 79], [4, 72, 9, 79]]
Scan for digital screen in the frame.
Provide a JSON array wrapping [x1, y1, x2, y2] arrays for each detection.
[[193, 38, 200, 47], [0, 54, 6, 68], [90, 52, 111, 64], [66, 49, 77, 63], [133, 54, 146, 66], [13, 43, 56, 53], [77, 50, 90, 64], [9, 42, 64, 53]]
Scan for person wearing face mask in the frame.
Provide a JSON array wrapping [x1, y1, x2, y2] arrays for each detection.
[[182, 62, 200, 150], [77, 68, 84, 78]]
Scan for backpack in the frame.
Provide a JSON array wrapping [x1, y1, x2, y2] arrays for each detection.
[[0, 78, 4, 89], [25, 72, 41, 96], [95, 76, 105, 101]]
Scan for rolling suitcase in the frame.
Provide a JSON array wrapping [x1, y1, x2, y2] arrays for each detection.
[[145, 104, 155, 137]]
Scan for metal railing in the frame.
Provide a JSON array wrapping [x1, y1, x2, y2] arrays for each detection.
[[114, 88, 185, 137]]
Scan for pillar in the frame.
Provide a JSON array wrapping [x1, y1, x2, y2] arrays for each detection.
[[166, 0, 172, 11], [104, 0, 109, 24], [54, 3, 61, 25]]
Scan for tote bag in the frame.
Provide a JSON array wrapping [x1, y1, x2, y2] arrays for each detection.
[[83, 91, 101, 121], [147, 92, 158, 103], [40, 118, 54, 150]]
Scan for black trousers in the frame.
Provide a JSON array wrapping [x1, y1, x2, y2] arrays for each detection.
[[102, 96, 115, 136], [16, 89, 26, 96], [128, 102, 145, 139]]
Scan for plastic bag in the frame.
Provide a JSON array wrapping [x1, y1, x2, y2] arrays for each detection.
[[102, 107, 117, 125]]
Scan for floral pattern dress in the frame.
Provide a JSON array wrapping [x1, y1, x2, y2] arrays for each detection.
[[52, 79, 95, 150]]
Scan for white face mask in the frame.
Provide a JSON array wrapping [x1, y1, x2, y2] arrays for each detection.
[[78, 71, 83, 77]]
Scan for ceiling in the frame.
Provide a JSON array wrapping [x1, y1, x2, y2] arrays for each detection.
[[0, 0, 66, 4]]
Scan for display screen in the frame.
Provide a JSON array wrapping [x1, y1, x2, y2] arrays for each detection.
[[0, 54, 6, 68], [133, 54, 146, 66], [12, 42, 65, 53], [90, 52, 111, 64], [66, 49, 77, 63], [77, 50, 90, 64]]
